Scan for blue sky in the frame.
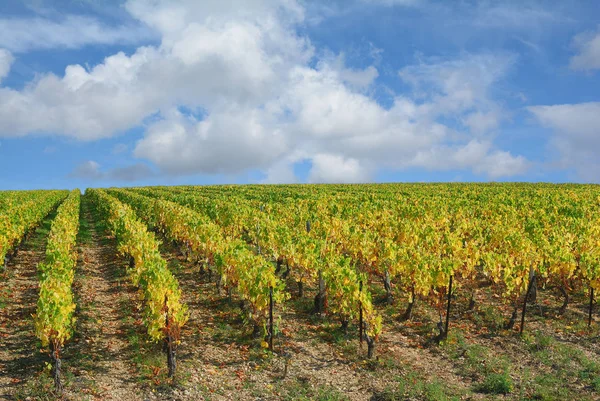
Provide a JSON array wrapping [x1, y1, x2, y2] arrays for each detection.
[[0, 0, 598, 189]]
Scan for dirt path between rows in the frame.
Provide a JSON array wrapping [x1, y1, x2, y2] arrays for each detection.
[[62, 197, 144, 400], [0, 212, 55, 400]]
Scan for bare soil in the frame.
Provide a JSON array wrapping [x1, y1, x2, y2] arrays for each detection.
[[61, 198, 144, 400], [0, 212, 54, 400]]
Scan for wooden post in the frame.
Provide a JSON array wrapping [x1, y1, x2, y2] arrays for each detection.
[[269, 286, 274, 352], [444, 275, 453, 339], [520, 272, 536, 335], [359, 280, 363, 346], [316, 270, 326, 313]]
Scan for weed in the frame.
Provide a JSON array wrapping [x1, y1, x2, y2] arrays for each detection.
[[476, 371, 513, 394]]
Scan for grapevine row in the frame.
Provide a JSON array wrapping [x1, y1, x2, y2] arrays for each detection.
[[33, 189, 80, 392], [1, 190, 68, 268], [123, 188, 383, 357], [134, 184, 600, 340], [106, 188, 288, 342]]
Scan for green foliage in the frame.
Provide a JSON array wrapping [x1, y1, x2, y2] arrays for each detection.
[[34, 189, 80, 349], [0, 190, 68, 264], [107, 188, 288, 335]]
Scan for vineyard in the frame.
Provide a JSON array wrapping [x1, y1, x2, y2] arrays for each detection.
[[0, 183, 599, 400]]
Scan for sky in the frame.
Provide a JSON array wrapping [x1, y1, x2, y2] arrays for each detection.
[[0, 0, 598, 189]]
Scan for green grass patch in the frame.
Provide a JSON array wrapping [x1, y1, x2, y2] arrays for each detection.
[[374, 372, 462, 401], [475, 371, 513, 395], [442, 330, 513, 394], [523, 330, 600, 393], [76, 202, 93, 246]]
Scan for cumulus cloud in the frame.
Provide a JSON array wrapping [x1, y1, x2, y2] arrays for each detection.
[[0, 0, 529, 182], [570, 27, 600, 71], [308, 154, 371, 183], [0, 0, 311, 140], [134, 108, 288, 175], [318, 53, 379, 90], [0, 48, 162, 140], [407, 140, 528, 179], [0, 49, 13, 83], [528, 102, 600, 181], [0, 15, 154, 52], [262, 156, 301, 184]]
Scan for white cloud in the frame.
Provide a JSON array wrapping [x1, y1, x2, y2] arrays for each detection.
[[398, 53, 515, 118], [134, 107, 288, 175], [528, 103, 600, 145], [0, 15, 154, 52], [407, 140, 528, 179], [0, 0, 528, 182], [284, 65, 386, 139], [0, 49, 13, 83], [308, 154, 371, 183], [262, 156, 300, 184], [570, 27, 600, 71], [463, 111, 501, 135], [480, 150, 530, 179], [529, 102, 600, 181], [0, 0, 311, 140], [320, 54, 379, 90]]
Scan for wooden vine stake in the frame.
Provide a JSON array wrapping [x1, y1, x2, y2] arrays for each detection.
[[269, 286, 274, 352], [308, 219, 326, 315], [520, 272, 536, 335], [589, 287, 594, 327], [359, 280, 363, 347], [443, 275, 453, 340]]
